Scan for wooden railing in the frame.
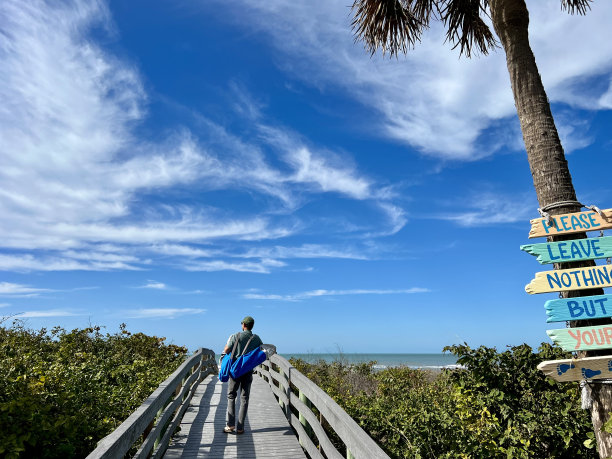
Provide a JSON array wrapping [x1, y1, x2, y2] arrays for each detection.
[[256, 354, 389, 459], [86, 348, 217, 459]]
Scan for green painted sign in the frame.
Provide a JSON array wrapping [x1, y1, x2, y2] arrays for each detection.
[[521, 236, 612, 264], [545, 294, 612, 323], [547, 324, 612, 351]]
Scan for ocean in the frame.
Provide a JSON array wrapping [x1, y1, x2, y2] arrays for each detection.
[[280, 353, 460, 371]]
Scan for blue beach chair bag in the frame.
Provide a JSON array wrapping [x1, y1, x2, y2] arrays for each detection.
[[218, 353, 233, 382], [230, 346, 267, 379], [218, 336, 241, 382]]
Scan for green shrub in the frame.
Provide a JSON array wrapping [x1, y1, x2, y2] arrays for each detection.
[[0, 321, 188, 458], [292, 344, 595, 458]]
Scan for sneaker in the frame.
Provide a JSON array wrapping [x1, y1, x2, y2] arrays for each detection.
[[223, 426, 235, 433]]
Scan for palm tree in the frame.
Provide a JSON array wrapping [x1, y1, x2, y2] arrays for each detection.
[[351, 0, 611, 455]]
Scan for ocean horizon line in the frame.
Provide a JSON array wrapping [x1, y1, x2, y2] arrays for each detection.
[[280, 352, 459, 369]]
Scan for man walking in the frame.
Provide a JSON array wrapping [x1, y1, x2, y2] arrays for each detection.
[[222, 316, 263, 434]]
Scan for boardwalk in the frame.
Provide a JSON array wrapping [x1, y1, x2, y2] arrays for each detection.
[[164, 374, 306, 458]]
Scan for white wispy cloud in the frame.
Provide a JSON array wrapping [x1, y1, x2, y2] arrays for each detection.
[[205, 0, 612, 158], [0, 0, 406, 273], [139, 280, 168, 290], [257, 125, 373, 200], [244, 287, 429, 301], [0, 254, 143, 272], [433, 192, 536, 227], [0, 282, 54, 296], [18, 309, 82, 317], [241, 244, 369, 260], [184, 259, 286, 274], [124, 308, 206, 319]]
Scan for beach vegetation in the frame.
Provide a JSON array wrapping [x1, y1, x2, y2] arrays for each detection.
[[290, 343, 594, 458], [350, 0, 611, 452], [0, 320, 188, 458]]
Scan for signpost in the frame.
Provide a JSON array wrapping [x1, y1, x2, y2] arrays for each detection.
[[544, 294, 612, 323], [526, 265, 612, 294], [520, 236, 612, 264], [523, 207, 612, 383], [528, 208, 612, 239], [537, 356, 612, 382], [547, 324, 612, 352]]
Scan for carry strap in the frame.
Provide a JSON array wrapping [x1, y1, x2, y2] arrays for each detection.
[[229, 334, 240, 359], [230, 333, 256, 358], [240, 335, 256, 356]]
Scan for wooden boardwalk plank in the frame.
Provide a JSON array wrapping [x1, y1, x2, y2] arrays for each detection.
[[164, 375, 306, 458]]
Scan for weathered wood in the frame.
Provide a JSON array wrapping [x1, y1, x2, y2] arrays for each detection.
[[257, 366, 271, 382], [547, 324, 612, 351], [521, 236, 612, 264], [298, 389, 313, 440], [528, 208, 612, 239], [290, 392, 344, 459], [152, 375, 201, 459], [267, 366, 287, 388], [86, 348, 216, 459], [291, 413, 323, 459], [538, 356, 612, 382], [164, 375, 307, 458], [545, 294, 612, 323], [525, 264, 612, 294], [267, 363, 291, 421], [268, 379, 289, 408], [135, 363, 201, 458], [93, 349, 387, 458], [260, 354, 389, 459]]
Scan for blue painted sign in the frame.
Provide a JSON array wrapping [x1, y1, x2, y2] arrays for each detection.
[[544, 294, 612, 323]]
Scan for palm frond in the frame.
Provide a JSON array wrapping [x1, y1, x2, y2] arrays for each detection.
[[440, 0, 496, 57], [351, 0, 432, 57], [560, 0, 592, 15]]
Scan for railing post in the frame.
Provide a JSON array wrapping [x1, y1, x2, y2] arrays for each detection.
[[199, 349, 207, 381], [152, 405, 164, 451], [285, 368, 291, 421], [278, 367, 290, 421], [298, 389, 313, 439]]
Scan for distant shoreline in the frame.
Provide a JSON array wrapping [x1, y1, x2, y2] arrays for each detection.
[[280, 352, 460, 370]]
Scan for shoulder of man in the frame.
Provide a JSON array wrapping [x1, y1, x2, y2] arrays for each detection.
[[226, 331, 241, 346]]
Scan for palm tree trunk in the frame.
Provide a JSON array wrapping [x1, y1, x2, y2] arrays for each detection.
[[489, 0, 612, 456]]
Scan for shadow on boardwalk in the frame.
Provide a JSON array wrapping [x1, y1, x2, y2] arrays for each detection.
[[164, 375, 306, 458]]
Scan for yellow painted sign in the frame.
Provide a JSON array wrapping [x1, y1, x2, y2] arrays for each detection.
[[528, 208, 612, 239], [538, 356, 612, 382], [525, 265, 612, 294]]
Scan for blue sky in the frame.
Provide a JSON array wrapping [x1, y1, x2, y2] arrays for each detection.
[[2, 0, 612, 353]]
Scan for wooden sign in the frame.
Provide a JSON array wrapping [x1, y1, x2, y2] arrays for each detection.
[[520, 236, 612, 264], [545, 294, 612, 322], [547, 324, 612, 351], [528, 208, 612, 239], [525, 264, 612, 294], [538, 356, 612, 382]]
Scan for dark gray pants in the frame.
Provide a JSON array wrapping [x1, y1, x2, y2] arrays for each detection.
[[227, 371, 253, 430]]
